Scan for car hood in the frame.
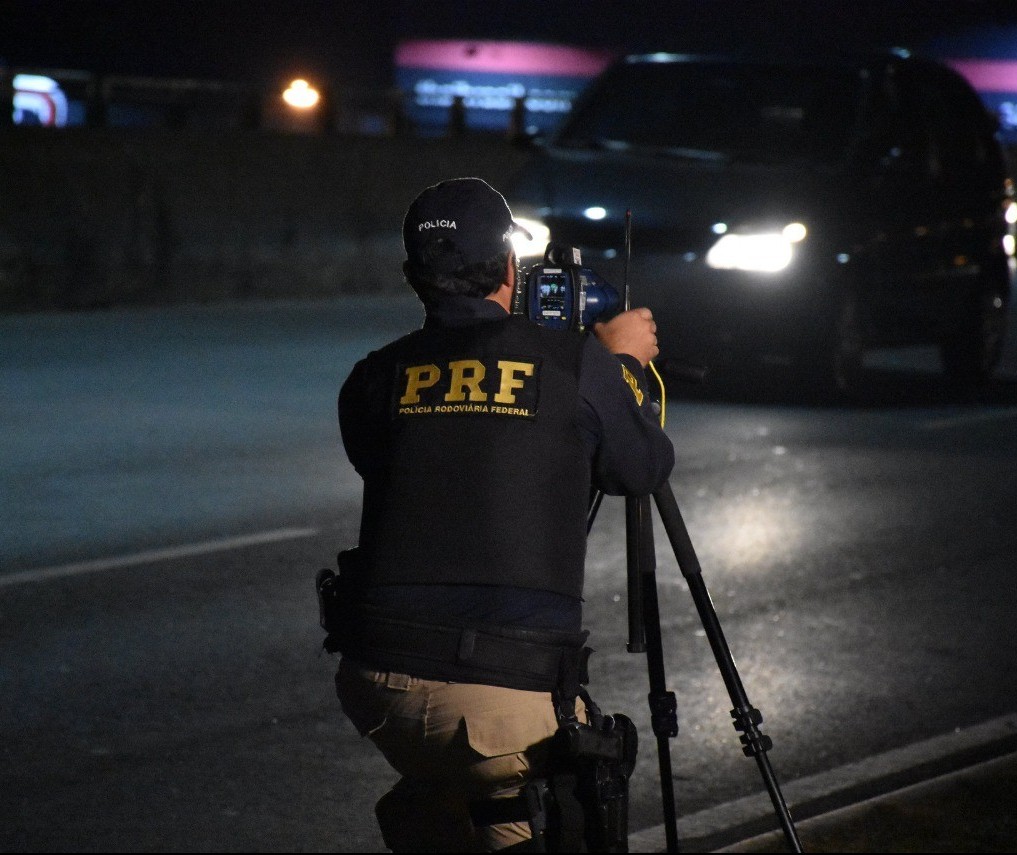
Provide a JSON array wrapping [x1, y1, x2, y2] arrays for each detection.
[[504, 145, 849, 254]]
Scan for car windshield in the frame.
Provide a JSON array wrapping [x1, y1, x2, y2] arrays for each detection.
[[556, 60, 865, 166]]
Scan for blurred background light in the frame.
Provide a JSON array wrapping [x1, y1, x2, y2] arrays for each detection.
[[282, 79, 320, 109], [511, 217, 551, 258], [13, 73, 69, 126]]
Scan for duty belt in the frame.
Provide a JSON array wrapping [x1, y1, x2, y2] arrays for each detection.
[[343, 608, 591, 693]]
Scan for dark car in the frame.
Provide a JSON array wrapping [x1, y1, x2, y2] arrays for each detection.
[[504, 49, 1016, 391]]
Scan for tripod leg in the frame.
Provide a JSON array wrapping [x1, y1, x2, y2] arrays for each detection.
[[651, 484, 804, 854], [626, 495, 681, 853], [624, 496, 645, 654]]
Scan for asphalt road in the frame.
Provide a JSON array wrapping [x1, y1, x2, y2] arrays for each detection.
[[3, 295, 1017, 852]]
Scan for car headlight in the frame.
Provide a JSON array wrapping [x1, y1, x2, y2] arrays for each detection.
[[510, 217, 551, 259], [705, 223, 807, 273]]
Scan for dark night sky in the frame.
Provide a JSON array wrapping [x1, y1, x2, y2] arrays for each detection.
[[3, 1, 1017, 86]]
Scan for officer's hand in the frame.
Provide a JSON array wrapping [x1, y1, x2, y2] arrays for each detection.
[[593, 308, 659, 367]]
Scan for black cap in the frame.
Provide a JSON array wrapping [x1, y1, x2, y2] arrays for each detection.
[[402, 177, 530, 274]]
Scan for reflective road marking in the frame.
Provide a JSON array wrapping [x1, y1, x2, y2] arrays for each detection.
[[0, 527, 319, 588]]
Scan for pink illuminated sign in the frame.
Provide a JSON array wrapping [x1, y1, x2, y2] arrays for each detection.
[[395, 40, 616, 77], [394, 39, 618, 135], [946, 59, 1017, 92]]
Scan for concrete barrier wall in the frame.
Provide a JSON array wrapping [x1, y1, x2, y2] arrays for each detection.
[[4, 127, 1016, 314], [0, 127, 530, 312]]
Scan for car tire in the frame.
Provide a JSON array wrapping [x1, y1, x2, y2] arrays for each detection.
[[797, 292, 864, 400], [828, 293, 866, 395], [939, 285, 1008, 388], [793, 290, 866, 404]]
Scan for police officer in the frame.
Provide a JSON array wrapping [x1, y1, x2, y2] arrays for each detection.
[[332, 177, 674, 852]]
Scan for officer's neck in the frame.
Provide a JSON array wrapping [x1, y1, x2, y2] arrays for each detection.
[[486, 279, 514, 313]]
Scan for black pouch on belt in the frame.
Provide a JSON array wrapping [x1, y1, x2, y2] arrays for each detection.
[[315, 548, 363, 653]]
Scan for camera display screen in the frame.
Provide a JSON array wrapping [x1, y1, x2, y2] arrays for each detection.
[[537, 273, 568, 318], [522, 253, 618, 332]]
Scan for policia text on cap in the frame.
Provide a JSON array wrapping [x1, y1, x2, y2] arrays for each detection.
[[321, 177, 674, 852]]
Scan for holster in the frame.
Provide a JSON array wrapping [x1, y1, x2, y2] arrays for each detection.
[[470, 690, 638, 853], [316, 548, 364, 653]]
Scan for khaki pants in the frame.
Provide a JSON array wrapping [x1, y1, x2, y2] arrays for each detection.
[[336, 656, 585, 852]]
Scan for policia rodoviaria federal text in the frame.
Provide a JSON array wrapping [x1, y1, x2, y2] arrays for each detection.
[[318, 177, 674, 852]]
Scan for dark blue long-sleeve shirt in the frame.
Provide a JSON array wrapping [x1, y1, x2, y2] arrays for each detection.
[[338, 295, 674, 631]]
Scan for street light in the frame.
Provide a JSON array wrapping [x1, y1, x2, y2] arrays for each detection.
[[282, 79, 320, 110]]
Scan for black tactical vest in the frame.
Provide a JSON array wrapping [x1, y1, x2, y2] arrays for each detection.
[[355, 314, 589, 599]]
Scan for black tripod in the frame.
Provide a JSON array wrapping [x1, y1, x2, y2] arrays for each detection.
[[588, 209, 801, 851], [588, 487, 804, 853]]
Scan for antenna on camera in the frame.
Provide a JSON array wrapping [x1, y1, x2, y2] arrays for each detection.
[[623, 209, 632, 312]]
